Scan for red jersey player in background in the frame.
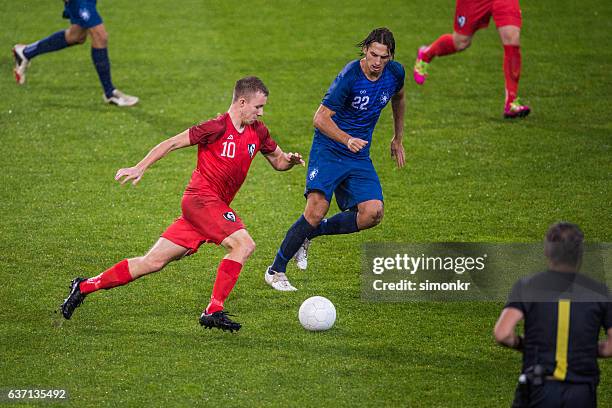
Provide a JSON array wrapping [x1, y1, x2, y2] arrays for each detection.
[[413, 0, 530, 119], [60, 76, 304, 332]]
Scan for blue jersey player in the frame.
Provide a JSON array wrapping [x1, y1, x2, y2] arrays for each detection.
[[265, 28, 406, 291], [12, 0, 138, 107]]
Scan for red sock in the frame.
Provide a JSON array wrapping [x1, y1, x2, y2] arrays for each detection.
[[423, 34, 457, 63], [503, 45, 521, 106], [79, 259, 134, 294], [205, 259, 243, 314]]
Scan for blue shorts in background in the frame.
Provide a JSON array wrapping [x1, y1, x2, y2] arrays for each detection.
[[305, 143, 383, 211], [63, 0, 103, 28]]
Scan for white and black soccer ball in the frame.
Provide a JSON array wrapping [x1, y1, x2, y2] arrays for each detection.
[[298, 296, 336, 331]]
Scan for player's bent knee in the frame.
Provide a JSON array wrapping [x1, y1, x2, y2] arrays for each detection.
[[498, 26, 521, 46], [127, 256, 168, 278], [93, 36, 108, 48], [373, 208, 384, 225], [223, 232, 256, 260], [66, 32, 87, 45], [456, 39, 471, 51], [368, 208, 384, 227], [502, 34, 520, 46], [73, 36, 87, 45], [304, 210, 325, 226], [359, 203, 384, 229], [227, 242, 255, 264], [305, 192, 329, 226], [89, 28, 109, 48], [241, 239, 256, 258], [305, 206, 327, 225], [452, 33, 472, 51]]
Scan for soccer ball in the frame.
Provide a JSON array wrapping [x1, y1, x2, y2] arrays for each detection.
[[298, 296, 336, 331]]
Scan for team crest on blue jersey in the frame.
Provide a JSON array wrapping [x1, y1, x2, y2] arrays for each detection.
[[247, 144, 256, 158], [309, 168, 319, 181], [223, 212, 236, 222], [380, 91, 390, 105], [79, 8, 91, 21], [457, 15, 466, 28]]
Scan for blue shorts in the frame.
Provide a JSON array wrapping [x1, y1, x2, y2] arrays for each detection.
[[63, 0, 103, 28], [305, 143, 383, 211]]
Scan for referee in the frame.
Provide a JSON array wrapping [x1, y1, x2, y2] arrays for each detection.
[[494, 222, 612, 407]]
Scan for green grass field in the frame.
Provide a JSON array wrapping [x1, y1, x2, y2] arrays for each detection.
[[1, 0, 611, 406]]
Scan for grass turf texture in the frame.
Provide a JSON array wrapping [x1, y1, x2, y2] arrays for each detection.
[[1, 0, 611, 406]]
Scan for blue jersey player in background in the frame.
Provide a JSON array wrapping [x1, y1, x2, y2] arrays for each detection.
[[265, 27, 406, 291], [12, 0, 138, 107]]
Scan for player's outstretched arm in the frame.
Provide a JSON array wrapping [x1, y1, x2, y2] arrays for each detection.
[[390, 87, 406, 168], [313, 105, 368, 154], [263, 146, 305, 171], [115, 130, 191, 185], [494, 307, 525, 351]]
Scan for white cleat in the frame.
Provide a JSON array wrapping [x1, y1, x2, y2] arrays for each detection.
[[12, 44, 30, 85], [294, 238, 310, 270], [103, 89, 139, 107], [265, 267, 297, 291]]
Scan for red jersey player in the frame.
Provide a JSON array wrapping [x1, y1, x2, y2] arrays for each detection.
[[413, 0, 530, 119], [60, 76, 304, 332]]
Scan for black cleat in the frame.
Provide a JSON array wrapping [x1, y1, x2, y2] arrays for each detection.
[[60, 277, 87, 320], [199, 310, 241, 333]]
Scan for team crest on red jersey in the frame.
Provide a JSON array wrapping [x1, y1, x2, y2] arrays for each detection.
[[457, 15, 466, 28], [223, 212, 236, 222], [247, 144, 256, 158]]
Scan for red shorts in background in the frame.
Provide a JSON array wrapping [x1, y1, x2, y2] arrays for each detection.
[[454, 0, 522, 36], [161, 194, 245, 254]]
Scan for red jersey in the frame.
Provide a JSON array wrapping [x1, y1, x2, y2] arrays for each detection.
[[184, 113, 278, 204]]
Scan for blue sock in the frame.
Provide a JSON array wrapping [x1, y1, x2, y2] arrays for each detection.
[[23, 30, 69, 60], [309, 210, 359, 239], [91, 47, 115, 98], [271, 215, 316, 273]]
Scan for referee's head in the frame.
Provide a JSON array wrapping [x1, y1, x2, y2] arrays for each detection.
[[544, 222, 584, 272]]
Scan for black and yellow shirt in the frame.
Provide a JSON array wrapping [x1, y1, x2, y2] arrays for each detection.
[[506, 270, 612, 385]]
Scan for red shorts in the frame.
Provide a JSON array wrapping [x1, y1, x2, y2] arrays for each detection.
[[161, 194, 245, 254], [454, 0, 522, 36]]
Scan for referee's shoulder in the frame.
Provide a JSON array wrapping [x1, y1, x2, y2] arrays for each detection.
[[519, 270, 549, 286], [574, 273, 610, 298]]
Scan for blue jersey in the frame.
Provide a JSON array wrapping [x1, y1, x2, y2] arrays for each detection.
[[313, 59, 405, 159]]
